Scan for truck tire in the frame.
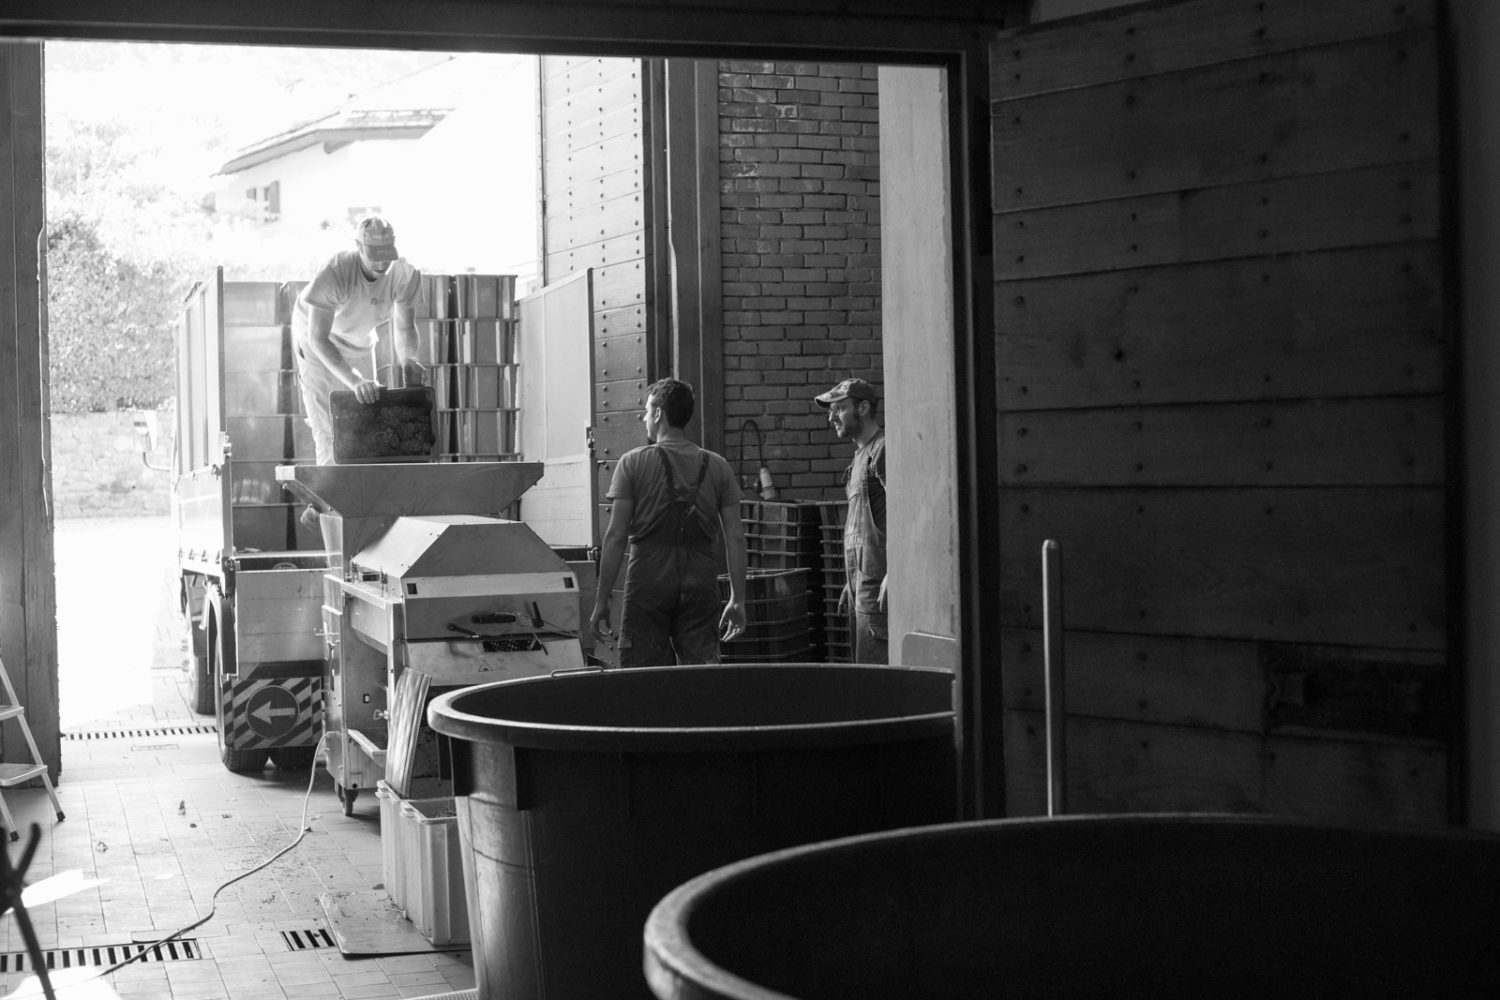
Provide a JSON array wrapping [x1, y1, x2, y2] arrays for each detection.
[[184, 580, 215, 715], [221, 746, 268, 772], [188, 648, 214, 716], [208, 590, 267, 774]]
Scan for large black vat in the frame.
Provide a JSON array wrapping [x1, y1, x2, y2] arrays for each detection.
[[427, 663, 956, 1000], [645, 813, 1500, 1000]]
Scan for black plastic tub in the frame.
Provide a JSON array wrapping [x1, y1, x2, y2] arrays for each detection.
[[644, 813, 1500, 1000], [428, 663, 957, 1000]]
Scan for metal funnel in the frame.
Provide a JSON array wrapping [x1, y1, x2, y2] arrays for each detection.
[[276, 462, 542, 518]]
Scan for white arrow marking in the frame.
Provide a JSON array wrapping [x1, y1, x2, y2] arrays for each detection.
[[251, 702, 297, 725]]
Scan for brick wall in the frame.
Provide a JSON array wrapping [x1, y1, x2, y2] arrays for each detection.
[[717, 60, 882, 501]]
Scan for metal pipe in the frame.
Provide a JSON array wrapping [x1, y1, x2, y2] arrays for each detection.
[[1042, 539, 1067, 816]]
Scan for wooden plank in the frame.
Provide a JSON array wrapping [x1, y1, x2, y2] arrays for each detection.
[[995, 160, 1439, 280], [994, 31, 1439, 210], [595, 377, 647, 416], [547, 232, 645, 274], [546, 98, 642, 147], [596, 329, 647, 380], [590, 259, 648, 310], [0, 43, 59, 775], [1002, 710, 1448, 824], [993, 0, 1436, 99], [542, 61, 643, 115], [591, 408, 646, 467], [543, 131, 646, 186], [544, 163, 644, 214], [549, 159, 648, 208], [998, 487, 1446, 649], [1000, 396, 1444, 487], [1001, 626, 1448, 739], [1002, 626, 1267, 732], [543, 189, 646, 250], [996, 244, 1445, 409]]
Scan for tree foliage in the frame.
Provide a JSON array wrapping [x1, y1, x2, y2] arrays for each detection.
[[42, 42, 448, 413], [45, 214, 185, 412]]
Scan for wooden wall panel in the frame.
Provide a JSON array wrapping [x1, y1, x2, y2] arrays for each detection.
[[596, 305, 647, 340], [1000, 487, 1445, 649], [997, 161, 1438, 280], [0, 42, 59, 774], [1001, 397, 1443, 487], [993, 3, 1451, 823], [1001, 627, 1448, 739], [540, 54, 657, 486], [596, 329, 648, 380], [994, 0, 1435, 99], [548, 102, 643, 153], [996, 30, 1438, 208], [1004, 711, 1448, 824], [545, 164, 646, 213], [543, 131, 647, 187], [996, 244, 1445, 409], [543, 189, 647, 250], [547, 231, 646, 273]]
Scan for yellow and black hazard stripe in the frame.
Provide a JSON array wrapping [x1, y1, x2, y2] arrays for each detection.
[[222, 674, 322, 750]]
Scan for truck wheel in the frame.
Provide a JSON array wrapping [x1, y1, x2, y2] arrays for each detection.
[[188, 649, 214, 716], [207, 592, 264, 773], [183, 579, 214, 715], [269, 746, 316, 770], [221, 747, 268, 772]]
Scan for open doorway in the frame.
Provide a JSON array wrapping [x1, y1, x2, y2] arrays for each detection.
[[5, 14, 977, 807], [43, 41, 543, 729]]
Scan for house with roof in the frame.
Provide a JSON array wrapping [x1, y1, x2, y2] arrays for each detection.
[[212, 52, 541, 286]]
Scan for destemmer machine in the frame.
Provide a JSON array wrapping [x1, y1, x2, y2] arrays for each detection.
[[277, 462, 585, 814]]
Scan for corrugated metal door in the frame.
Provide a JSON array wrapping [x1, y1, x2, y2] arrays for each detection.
[[992, 0, 1451, 823]]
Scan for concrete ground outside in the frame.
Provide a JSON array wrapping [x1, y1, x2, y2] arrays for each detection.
[[53, 515, 194, 730]]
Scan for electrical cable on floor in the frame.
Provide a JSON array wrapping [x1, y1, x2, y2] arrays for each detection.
[[42, 733, 333, 989]]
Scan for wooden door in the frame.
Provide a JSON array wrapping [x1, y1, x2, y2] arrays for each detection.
[[992, 0, 1451, 823]]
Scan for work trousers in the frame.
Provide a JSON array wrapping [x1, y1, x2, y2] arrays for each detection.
[[617, 537, 722, 669], [295, 343, 376, 465]]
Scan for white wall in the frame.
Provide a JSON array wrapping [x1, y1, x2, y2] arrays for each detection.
[[877, 65, 960, 664]]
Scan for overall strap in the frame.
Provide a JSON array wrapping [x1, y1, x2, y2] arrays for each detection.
[[655, 445, 680, 495]]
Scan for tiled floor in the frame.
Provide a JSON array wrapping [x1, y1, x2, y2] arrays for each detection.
[[1, 520, 476, 999]]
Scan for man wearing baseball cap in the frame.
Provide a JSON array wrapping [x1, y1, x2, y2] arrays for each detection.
[[291, 215, 427, 467], [816, 376, 888, 664]]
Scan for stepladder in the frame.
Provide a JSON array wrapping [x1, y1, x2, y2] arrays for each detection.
[[0, 651, 65, 841]]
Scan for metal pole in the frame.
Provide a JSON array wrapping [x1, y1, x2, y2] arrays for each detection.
[[1042, 539, 1066, 816]]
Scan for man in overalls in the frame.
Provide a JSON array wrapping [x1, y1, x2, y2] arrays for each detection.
[[590, 379, 748, 667], [817, 377, 888, 664]]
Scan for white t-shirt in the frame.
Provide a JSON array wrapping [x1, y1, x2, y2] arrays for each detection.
[[292, 250, 423, 356]]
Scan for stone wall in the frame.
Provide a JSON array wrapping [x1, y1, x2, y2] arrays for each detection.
[[49, 408, 176, 519]]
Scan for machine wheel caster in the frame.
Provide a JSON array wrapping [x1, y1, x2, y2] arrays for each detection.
[[336, 783, 358, 816], [269, 747, 316, 771]]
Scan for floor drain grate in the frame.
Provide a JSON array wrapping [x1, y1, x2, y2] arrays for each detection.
[[0, 939, 200, 972], [63, 725, 216, 741], [282, 928, 337, 951]]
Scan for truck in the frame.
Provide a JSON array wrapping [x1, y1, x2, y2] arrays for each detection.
[[172, 268, 599, 778]]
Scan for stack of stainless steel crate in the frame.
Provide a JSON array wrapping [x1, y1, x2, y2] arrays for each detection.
[[219, 281, 317, 552], [411, 273, 520, 461], [816, 500, 851, 663], [721, 500, 822, 663]]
